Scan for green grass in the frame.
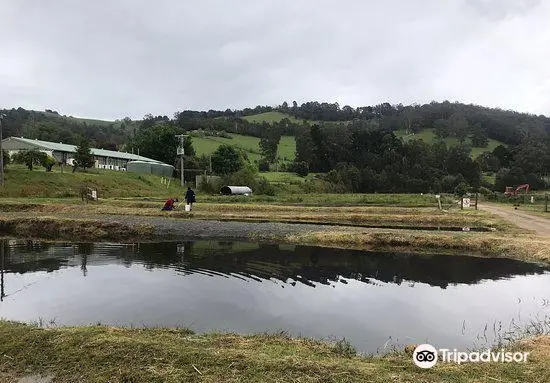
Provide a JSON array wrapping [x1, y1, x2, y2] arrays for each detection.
[[0, 164, 183, 198], [191, 133, 262, 162], [483, 173, 496, 185], [0, 321, 548, 383], [277, 136, 296, 162], [241, 111, 303, 124], [261, 172, 308, 184], [189, 192, 454, 207], [395, 128, 507, 158], [192, 134, 296, 163]]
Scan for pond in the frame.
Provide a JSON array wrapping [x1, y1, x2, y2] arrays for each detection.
[[1, 240, 549, 353]]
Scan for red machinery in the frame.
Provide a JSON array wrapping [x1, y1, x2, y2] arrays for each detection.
[[504, 184, 530, 196]]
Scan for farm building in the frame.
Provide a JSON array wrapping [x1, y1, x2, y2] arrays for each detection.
[[126, 161, 174, 177], [1, 136, 173, 173]]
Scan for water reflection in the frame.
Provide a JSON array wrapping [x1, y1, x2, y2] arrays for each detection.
[[1, 239, 548, 290], [1, 239, 549, 353]]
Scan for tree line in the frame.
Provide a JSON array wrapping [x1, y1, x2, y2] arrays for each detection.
[[2, 102, 549, 194]]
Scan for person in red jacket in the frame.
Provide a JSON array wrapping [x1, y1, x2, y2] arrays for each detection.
[[161, 198, 178, 211]]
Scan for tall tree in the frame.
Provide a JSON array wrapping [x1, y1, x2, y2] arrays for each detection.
[[12, 149, 47, 171], [211, 144, 245, 175], [73, 137, 95, 172], [132, 121, 193, 165], [259, 127, 281, 163]]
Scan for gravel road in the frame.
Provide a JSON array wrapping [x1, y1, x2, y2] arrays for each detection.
[[478, 203, 550, 236], [95, 214, 368, 240]]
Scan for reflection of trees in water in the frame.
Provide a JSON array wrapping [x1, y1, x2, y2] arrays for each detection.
[[2, 240, 549, 288]]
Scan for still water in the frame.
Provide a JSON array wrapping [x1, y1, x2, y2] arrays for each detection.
[[1, 240, 549, 353]]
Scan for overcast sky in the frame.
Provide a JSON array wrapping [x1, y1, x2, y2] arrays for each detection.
[[1, 0, 549, 120]]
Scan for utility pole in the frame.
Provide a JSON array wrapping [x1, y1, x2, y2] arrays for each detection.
[[176, 134, 189, 187], [0, 113, 5, 186], [181, 148, 184, 187]]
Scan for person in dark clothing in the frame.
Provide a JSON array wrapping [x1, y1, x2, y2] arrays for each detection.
[[162, 198, 178, 211], [185, 187, 196, 210]]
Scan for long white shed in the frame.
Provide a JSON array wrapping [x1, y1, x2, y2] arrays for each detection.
[[220, 186, 253, 195]]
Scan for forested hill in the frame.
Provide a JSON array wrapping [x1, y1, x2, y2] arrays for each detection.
[[2, 100, 549, 149], [0, 108, 137, 150], [2, 101, 549, 193]]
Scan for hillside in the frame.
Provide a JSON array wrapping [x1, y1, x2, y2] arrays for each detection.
[[191, 133, 296, 163], [395, 128, 506, 157], [0, 108, 136, 150], [191, 133, 262, 162]]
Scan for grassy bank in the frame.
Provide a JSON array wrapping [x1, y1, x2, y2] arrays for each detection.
[[0, 216, 154, 241], [0, 165, 182, 198], [0, 321, 548, 383], [0, 199, 511, 231], [280, 230, 550, 265], [143, 192, 456, 207]]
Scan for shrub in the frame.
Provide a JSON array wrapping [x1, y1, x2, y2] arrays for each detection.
[[454, 182, 470, 196], [258, 159, 270, 172], [12, 150, 48, 171], [332, 338, 357, 358], [478, 186, 493, 196], [43, 156, 56, 172], [256, 177, 276, 196], [291, 161, 309, 177]]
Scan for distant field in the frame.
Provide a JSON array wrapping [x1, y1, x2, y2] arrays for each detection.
[[260, 171, 312, 184], [395, 128, 506, 158], [191, 133, 262, 163], [192, 133, 296, 163], [242, 111, 303, 124], [277, 136, 296, 161]]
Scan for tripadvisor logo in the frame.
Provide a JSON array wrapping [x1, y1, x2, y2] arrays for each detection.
[[413, 344, 438, 368], [413, 344, 529, 369]]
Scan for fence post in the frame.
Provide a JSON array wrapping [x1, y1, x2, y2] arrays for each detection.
[[475, 192, 478, 210], [546, 194, 549, 213], [461, 196, 464, 210]]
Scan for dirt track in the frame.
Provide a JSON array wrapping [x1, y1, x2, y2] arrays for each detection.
[[478, 203, 550, 236]]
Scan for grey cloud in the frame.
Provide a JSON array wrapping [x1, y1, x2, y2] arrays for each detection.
[[1, 0, 549, 119], [465, 0, 542, 20]]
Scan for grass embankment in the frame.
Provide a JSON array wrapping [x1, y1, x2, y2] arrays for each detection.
[[0, 216, 154, 241], [0, 165, 182, 198], [0, 199, 510, 230], [1, 321, 549, 383], [281, 231, 550, 265], [188, 192, 457, 207]]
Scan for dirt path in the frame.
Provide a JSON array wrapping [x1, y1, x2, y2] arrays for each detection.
[[478, 203, 550, 236]]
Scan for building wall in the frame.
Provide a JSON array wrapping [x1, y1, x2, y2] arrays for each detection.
[[2, 138, 156, 172]]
